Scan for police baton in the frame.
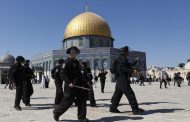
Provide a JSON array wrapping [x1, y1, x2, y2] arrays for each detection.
[[74, 85, 91, 91]]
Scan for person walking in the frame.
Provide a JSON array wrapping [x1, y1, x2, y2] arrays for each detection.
[[160, 75, 168, 89], [109, 46, 144, 115], [53, 46, 90, 122], [51, 59, 65, 105], [81, 61, 96, 107], [98, 69, 108, 93], [9, 56, 25, 110], [22, 60, 35, 106]]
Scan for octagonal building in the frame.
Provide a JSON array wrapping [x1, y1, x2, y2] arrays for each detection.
[[31, 11, 146, 83]]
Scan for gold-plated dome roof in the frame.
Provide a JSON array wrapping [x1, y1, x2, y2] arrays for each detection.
[[64, 12, 112, 40]]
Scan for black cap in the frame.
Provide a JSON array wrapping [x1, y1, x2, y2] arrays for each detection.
[[58, 59, 64, 64], [120, 46, 129, 53], [16, 56, 25, 62], [66, 46, 80, 54]]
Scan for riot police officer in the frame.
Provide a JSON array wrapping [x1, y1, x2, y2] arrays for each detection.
[[22, 60, 35, 106], [9, 56, 25, 110], [51, 59, 65, 105], [53, 46, 90, 122], [109, 46, 144, 115], [81, 61, 96, 107]]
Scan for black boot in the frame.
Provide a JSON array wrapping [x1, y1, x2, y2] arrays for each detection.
[[109, 108, 121, 113], [133, 108, 145, 115], [14, 105, 21, 111]]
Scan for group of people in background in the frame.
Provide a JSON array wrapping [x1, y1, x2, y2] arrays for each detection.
[[129, 71, 190, 89]]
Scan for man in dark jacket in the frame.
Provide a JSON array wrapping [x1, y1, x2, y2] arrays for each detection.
[[9, 56, 25, 110], [110, 46, 144, 115], [22, 60, 35, 106], [53, 46, 90, 122], [51, 59, 65, 105], [98, 69, 108, 93], [81, 61, 96, 107]]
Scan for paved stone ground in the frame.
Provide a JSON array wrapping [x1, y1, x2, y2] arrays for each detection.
[[0, 81, 190, 122]]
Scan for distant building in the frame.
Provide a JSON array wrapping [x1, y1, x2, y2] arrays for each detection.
[[147, 59, 190, 81], [31, 11, 146, 84], [0, 52, 15, 84]]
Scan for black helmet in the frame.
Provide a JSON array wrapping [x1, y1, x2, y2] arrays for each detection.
[[120, 46, 129, 53], [58, 59, 64, 64], [16, 56, 25, 62], [66, 46, 80, 54]]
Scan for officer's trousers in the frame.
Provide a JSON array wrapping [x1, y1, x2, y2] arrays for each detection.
[[54, 80, 63, 105], [88, 85, 96, 106], [53, 84, 87, 119], [110, 78, 139, 112], [15, 81, 23, 107], [22, 80, 33, 104], [100, 79, 105, 93]]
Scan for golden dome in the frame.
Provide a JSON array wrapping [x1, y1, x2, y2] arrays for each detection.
[[64, 12, 112, 40]]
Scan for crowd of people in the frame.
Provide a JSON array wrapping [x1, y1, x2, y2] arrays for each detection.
[[4, 45, 190, 122], [129, 71, 190, 89]]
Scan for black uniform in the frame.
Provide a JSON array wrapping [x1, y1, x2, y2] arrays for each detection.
[[174, 73, 182, 87], [82, 65, 96, 107], [98, 70, 107, 93], [9, 63, 25, 108], [110, 54, 141, 113], [22, 65, 34, 105], [53, 57, 87, 120], [51, 64, 64, 105]]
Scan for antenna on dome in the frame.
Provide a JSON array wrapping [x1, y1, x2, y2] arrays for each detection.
[[85, 2, 88, 12]]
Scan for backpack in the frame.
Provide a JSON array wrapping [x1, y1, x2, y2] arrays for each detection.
[[110, 59, 117, 74], [51, 66, 61, 80]]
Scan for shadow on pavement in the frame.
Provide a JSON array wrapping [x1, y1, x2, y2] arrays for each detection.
[[92, 116, 144, 122], [140, 108, 185, 115], [60, 116, 143, 122], [96, 98, 111, 101], [118, 101, 178, 107], [95, 103, 110, 108], [139, 101, 178, 105], [31, 103, 54, 106], [23, 103, 54, 110], [31, 97, 54, 99]]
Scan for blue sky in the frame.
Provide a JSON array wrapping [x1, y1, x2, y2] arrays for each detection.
[[0, 0, 190, 67]]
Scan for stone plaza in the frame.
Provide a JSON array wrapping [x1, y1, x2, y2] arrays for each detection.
[[0, 82, 189, 122]]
